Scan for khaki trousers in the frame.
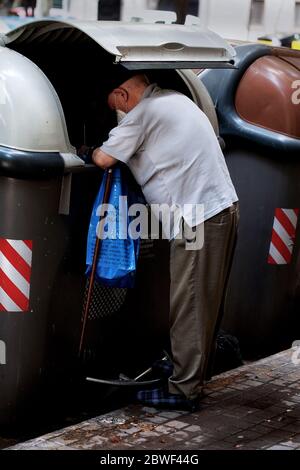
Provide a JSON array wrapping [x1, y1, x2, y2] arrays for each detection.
[[168, 203, 239, 399]]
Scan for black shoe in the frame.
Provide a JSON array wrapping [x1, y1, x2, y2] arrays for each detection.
[[151, 358, 173, 379]]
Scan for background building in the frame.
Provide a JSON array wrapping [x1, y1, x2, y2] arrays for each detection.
[[2, 1, 300, 40], [198, 0, 299, 41]]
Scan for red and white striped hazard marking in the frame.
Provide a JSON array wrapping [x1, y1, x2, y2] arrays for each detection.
[[268, 209, 299, 265], [0, 239, 33, 312]]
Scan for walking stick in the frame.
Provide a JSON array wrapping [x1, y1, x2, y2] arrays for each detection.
[[79, 168, 113, 356]]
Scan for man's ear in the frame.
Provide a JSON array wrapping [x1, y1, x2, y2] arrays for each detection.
[[116, 87, 129, 101]]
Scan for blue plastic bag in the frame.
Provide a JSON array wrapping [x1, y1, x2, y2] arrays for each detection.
[[86, 167, 142, 288]]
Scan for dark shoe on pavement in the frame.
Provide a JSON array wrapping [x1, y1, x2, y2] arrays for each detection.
[[136, 387, 200, 412]]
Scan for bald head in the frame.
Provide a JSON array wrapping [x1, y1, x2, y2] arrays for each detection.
[[108, 74, 150, 113], [124, 74, 150, 89]]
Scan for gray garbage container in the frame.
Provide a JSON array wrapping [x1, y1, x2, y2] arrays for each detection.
[[201, 44, 300, 358], [0, 45, 100, 426], [0, 19, 235, 427]]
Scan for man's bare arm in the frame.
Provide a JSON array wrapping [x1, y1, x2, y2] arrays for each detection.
[[92, 148, 118, 169]]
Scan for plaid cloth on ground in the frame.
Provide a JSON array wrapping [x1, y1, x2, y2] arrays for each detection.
[[136, 387, 200, 412]]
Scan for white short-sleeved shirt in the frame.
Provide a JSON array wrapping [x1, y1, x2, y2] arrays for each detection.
[[101, 84, 238, 238]]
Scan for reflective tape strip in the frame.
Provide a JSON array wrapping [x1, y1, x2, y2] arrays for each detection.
[[268, 209, 299, 265], [0, 287, 22, 312], [6, 239, 32, 266], [268, 242, 288, 265], [0, 252, 30, 298], [0, 239, 32, 312]]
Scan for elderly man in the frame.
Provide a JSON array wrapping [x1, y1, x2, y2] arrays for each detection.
[[92, 71, 239, 410]]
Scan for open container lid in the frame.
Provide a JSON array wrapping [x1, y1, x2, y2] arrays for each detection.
[[0, 19, 235, 173], [3, 19, 236, 69]]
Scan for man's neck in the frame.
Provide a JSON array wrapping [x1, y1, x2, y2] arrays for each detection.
[[128, 85, 148, 111]]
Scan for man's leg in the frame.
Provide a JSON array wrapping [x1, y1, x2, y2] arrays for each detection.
[[168, 203, 239, 400]]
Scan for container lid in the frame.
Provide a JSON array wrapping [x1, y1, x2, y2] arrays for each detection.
[[235, 55, 300, 140], [0, 45, 73, 153], [4, 19, 236, 69]]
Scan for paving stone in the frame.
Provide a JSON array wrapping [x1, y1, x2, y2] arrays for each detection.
[[271, 379, 291, 386], [154, 425, 173, 434], [286, 410, 300, 419], [166, 420, 189, 429], [279, 440, 300, 449], [139, 431, 160, 438], [132, 438, 147, 445], [263, 415, 296, 429], [286, 433, 300, 443], [282, 422, 300, 433], [266, 444, 293, 450], [281, 400, 298, 407], [28, 441, 64, 450], [224, 430, 262, 444], [172, 431, 190, 441], [56, 446, 78, 450], [202, 441, 234, 450], [248, 398, 280, 410], [243, 380, 263, 387], [200, 397, 219, 405], [244, 408, 283, 424], [142, 407, 159, 414], [228, 384, 250, 391], [146, 416, 169, 424], [185, 425, 203, 432], [249, 438, 277, 449], [159, 411, 187, 419], [122, 426, 141, 435], [191, 434, 213, 443], [48, 437, 80, 446], [263, 429, 295, 443], [247, 424, 277, 435], [220, 405, 258, 418]]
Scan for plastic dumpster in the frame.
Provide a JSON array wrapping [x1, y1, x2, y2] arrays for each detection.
[[201, 44, 300, 358], [0, 19, 235, 426]]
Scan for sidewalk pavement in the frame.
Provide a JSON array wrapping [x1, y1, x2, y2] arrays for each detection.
[[8, 348, 300, 450]]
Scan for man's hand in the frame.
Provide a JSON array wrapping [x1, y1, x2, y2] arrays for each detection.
[[76, 145, 97, 163], [92, 148, 118, 169]]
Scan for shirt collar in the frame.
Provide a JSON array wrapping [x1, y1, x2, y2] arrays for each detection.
[[141, 83, 158, 100]]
